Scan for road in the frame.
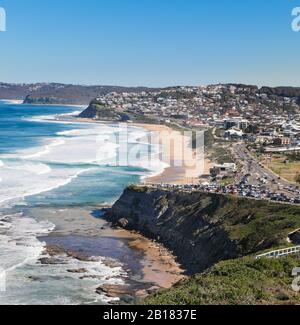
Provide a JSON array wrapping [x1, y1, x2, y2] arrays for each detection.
[[232, 143, 299, 198]]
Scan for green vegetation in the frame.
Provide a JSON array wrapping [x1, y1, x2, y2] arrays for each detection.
[[287, 152, 300, 162], [127, 185, 148, 193], [114, 187, 300, 305], [204, 129, 215, 148], [220, 177, 235, 186], [210, 145, 234, 164], [261, 154, 300, 183], [116, 188, 300, 266], [144, 256, 300, 305], [219, 197, 300, 252]]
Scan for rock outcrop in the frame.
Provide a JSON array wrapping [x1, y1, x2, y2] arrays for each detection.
[[78, 99, 128, 121], [106, 186, 300, 274]]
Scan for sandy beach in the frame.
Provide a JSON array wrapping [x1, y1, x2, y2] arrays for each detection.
[[69, 117, 212, 185], [134, 123, 212, 185], [34, 117, 211, 296]]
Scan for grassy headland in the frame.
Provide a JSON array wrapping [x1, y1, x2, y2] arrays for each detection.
[[107, 186, 300, 305], [144, 255, 300, 305]]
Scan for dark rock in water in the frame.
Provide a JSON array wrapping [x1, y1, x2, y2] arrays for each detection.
[[80, 275, 102, 280], [96, 284, 134, 298], [102, 259, 122, 269], [66, 251, 91, 262], [39, 257, 65, 265], [45, 245, 66, 257], [28, 276, 43, 282], [119, 295, 135, 304], [67, 268, 88, 274]]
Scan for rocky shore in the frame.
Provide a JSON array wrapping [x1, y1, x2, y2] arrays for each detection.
[[30, 206, 184, 304], [105, 185, 300, 274]]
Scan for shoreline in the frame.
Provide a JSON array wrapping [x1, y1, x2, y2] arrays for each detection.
[[0, 99, 87, 108], [0, 103, 185, 303], [72, 117, 212, 185], [134, 123, 212, 185], [0, 99, 24, 104], [24, 114, 209, 298], [30, 206, 185, 302], [110, 228, 186, 289]]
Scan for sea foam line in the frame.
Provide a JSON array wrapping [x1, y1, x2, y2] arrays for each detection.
[[0, 168, 93, 207]]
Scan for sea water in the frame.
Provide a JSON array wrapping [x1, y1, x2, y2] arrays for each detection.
[[0, 100, 166, 305]]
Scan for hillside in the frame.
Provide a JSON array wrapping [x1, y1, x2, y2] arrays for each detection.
[[105, 185, 300, 305], [0, 82, 156, 105], [78, 99, 128, 120], [78, 84, 300, 121], [106, 186, 300, 274], [144, 256, 300, 305]]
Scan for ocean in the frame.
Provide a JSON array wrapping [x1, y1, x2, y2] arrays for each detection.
[[0, 100, 165, 305]]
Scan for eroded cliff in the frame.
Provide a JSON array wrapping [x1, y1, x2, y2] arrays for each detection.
[[106, 186, 300, 274]]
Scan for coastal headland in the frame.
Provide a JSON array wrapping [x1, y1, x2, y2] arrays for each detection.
[[105, 185, 300, 304]]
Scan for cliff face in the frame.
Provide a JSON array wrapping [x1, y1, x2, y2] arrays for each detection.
[[107, 186, 300, 274], [24, 95, 82, 105], [78, 100, 128, 121]]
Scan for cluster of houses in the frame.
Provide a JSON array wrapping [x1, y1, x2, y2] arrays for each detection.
[[213, 117, 300, 152], [93, 84, 300, 153]]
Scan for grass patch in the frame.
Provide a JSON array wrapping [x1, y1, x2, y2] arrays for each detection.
[[144, 255, 300, 305], [260, 154, 300, 183]]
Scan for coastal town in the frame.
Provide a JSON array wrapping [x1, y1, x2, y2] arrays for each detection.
[[82, 84, 300, 205]]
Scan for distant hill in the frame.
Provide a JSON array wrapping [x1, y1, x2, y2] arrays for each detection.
[[260, 86, 300, 98], [0, 82, 158, 105], [2, 82, 300, 106]]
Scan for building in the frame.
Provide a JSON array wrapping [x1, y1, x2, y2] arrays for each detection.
[[224, 118, 249, 130], [224, 128, 244, 140], [273, 137, 291, 146], [210, 163, 237, 176]]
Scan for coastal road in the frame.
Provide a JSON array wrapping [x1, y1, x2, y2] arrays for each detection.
[[232, 143, 299, 197]]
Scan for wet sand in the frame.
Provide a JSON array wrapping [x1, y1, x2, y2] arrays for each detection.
[[134, 123, 212, 185], [28, 206, 185, 297]]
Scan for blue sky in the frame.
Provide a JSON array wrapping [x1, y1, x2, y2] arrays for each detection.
[[0, 0, 299, 87]]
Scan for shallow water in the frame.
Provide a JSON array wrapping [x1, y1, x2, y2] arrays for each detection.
[[0, 101, 165, 305]]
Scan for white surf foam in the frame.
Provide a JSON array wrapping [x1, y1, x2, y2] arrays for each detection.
[[0, 212, 127, 305], [0, 163, 89, 206], [0, 213, 54, 273], [57, 110, 83, 117], [22, 139, 66, 159], [0, 117, 166, 206], [0, 99, 23, 105]]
